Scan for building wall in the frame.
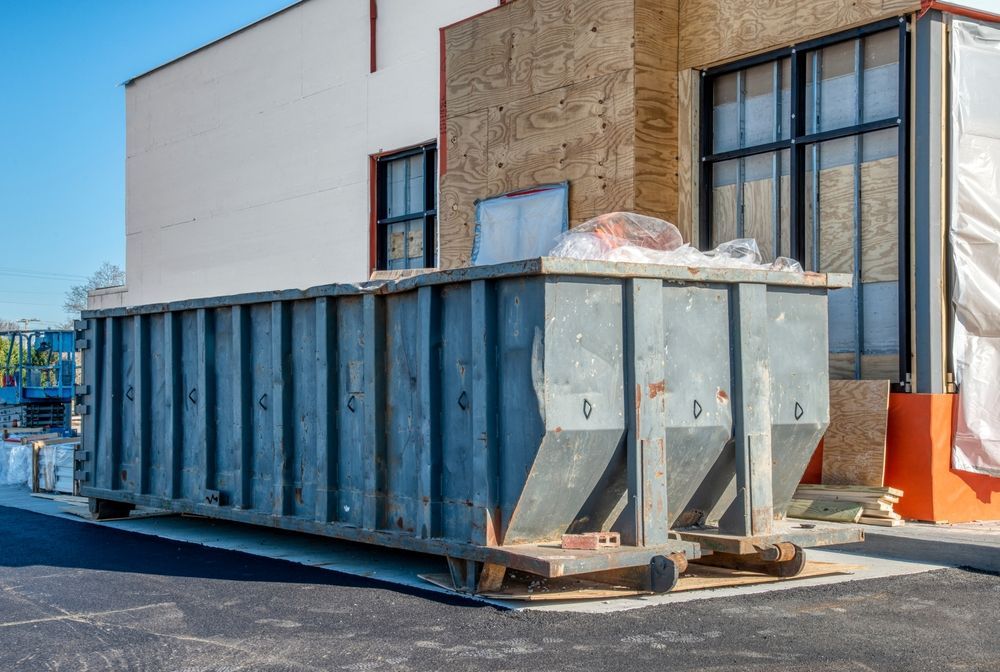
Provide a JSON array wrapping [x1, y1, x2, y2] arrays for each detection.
[[439, 0, 646, 268], [438, 0, 924, 269], [115, 0, 495, 307]]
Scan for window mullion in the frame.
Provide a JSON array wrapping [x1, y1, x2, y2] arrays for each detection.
[[853, 39, 865, 379]]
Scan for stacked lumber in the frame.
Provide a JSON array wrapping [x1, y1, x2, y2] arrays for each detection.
[[793, 484, 905, 527]]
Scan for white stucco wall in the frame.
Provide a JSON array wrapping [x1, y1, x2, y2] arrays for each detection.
[[116, 0, 495, 307]]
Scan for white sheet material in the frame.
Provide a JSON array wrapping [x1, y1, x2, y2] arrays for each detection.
[[950, 19, 1000, 477]]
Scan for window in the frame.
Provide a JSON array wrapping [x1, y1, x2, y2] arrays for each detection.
[[700, 19, 908, 383], [375, 143, 436, 270]]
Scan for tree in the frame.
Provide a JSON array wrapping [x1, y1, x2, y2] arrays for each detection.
[[63, 262, 125, 316]]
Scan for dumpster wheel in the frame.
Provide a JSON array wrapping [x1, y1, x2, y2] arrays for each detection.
[[649, 553, 686, 593], [691, 543, 807, 578]]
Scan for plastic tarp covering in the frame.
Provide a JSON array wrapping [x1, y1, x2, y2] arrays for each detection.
[[548, 212, 803, 272], [950, 19, 1000, 477], [472, 183, 568, 265], [0, 441, 31, 486]]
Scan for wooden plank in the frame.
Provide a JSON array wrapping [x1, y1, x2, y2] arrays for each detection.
[[821, 380, 891, 486], [795, 483, 903, 497], [676, 67, 698, 244], [787, 498, 864, 523], [860, 516, 904, 527]]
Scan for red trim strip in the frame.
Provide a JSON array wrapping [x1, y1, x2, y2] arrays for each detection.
[[368, 155, 377, 273], [923, 0, 1000, 23], [369, 0, 377, 73]]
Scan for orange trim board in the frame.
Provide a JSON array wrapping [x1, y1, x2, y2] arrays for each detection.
[[801, 393, 1000, 523]]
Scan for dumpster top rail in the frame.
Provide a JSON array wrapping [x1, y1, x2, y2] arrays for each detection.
[[82, 257, 853, 318]]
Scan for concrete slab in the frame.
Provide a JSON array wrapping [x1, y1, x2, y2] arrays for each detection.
[[833, 520, 1000, 573], [0, 485, 953, 614]]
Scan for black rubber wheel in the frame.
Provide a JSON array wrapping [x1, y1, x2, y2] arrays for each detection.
[[649, 555, 681, 593], [768, 544, 807, 578]]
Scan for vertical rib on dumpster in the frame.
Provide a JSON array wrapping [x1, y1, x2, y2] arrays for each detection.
[[134, 315, 151, 494], [271, 302, 293, 516], [164, 312, 182, 499], [232, 305, 253, 509], [314, 297, 338, 523], [624, 278, 670, 547], [362, 293, 386, 530], [83, 318, 103, 490], [470, 279, 498, 546], [196, 309, 217, 500], [416, 286, 441, 539], [725, 283, 774, 536], [105, 318, 122, 490]]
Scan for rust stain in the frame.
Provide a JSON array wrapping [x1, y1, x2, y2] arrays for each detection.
[[647, 381, 665, 399], [553, 426, 562, 433], [717, 388, 729, 403], [687, 266, 701, 275], [120, 469, 128, 482]]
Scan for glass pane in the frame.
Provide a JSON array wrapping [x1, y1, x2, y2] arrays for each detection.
[[709, 151, 790, 261], [386, 159, 407, 218], [804, 135, 858, 274], [712, 72, 739, 153], [863, 29, 899, 123], [407, 154, 425, 214], [710, 159, 738, 246], [806, 39, 859, 133], [779, 58, 791, 141], [407, 220, 425, 263], [740, 150, 790, 262], [744, 63, 776, 147]]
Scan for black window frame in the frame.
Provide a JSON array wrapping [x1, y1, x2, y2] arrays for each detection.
[[699, 17, 911, 385], [376, 142, 437, 271]]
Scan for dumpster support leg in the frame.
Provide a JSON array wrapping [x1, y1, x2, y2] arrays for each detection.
[[722, 282, 774, 537]]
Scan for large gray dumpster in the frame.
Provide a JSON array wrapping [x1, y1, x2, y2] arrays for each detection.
[[76, 258, 860, 593]]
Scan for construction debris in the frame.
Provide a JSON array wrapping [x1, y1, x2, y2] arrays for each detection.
[[793, 484, 905, 527]]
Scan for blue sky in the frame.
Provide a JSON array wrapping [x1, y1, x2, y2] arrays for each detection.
[[0, 0, 292, 327]]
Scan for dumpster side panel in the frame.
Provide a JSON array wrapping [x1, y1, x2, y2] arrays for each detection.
[[766, 287, 831, 513], [495, 277, 546, 543], [384, 291, 426, 535], [290, 300, 318, 518], [661, 283, 734, 527], [503, 278, 626, 545]]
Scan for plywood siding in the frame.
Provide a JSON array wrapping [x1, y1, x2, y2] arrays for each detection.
[[440, 0, 639, 268], [679, 0, 920, 69], [676, 68, 698, 244], [633, 0, 680, 226]]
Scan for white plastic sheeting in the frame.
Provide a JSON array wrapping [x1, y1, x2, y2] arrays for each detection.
[[950, 19, 1000, 477], [0, 441, 31, 487], [548, 212, 803, 272], [472, 183, 569, 265]]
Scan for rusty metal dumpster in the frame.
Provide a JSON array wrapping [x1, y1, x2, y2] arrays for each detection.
[[75, 258, 860, 594]]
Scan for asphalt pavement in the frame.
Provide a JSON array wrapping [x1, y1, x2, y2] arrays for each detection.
[[1, 504, 999, 672]]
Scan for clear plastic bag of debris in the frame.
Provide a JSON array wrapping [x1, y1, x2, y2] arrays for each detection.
[[548, 212, 802, 273]]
